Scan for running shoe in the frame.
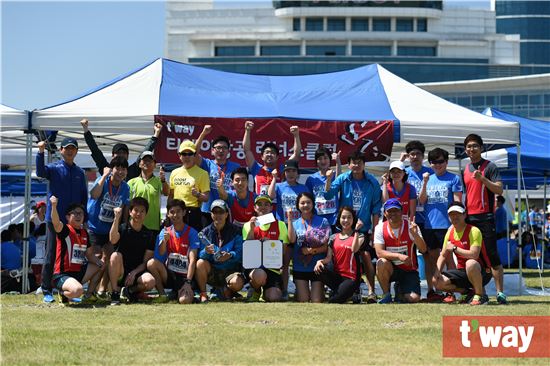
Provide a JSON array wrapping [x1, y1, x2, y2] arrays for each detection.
[[496, 292, 508, 305], [151, 294, 169, 304], [470, 294, 489, 306], [110, 291, 121, 306], [378, 292, 392, 304], [366, 293, 378, 304], [426, 291, 445, 303], [281, 290, 289, 301], [351, 292, 363, 304], [458, 289, 475, 304], [43, 293, 55, 303], [246, 288, 261, 303], [81, 293, 98, 304], [199, 292, 209, 303]]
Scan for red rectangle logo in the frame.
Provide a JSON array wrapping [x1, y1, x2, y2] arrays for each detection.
[[443, 316, 550, 358]]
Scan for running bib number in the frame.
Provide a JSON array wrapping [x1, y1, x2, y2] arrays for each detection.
[[71, 244, 87, 264], [315, 197, 336, 215], [98, 196, 122, 223], [386, 245, 408, 266], [167, 253, 188, 274]]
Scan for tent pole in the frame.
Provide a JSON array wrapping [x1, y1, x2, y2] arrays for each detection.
[[542, 175, 547, 274], [516, 144, 522, 295], [22, 131, 33, 293], [506, 186, 510, 269]]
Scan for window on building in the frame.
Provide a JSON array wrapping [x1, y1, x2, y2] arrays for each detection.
[[352, 45, 391, 56], [305, 18, 323, 31], [327, 18, 346, 31], [293, 18, 301, 31], [397, 46, 436, 56], [215, 46, 255, 56], [306, 45, 346, 56], [417, 18, 427, 32], [372, 18, 390, 31], [261, 45, 301, 56], [351, 18, 369, 31], [396, 18, 413, 32], [472, 96, 485, 107]]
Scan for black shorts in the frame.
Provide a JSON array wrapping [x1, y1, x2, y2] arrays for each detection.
[[245, 268, 282, 290], [117, 269, 145, 288], [389, 266, 420, 295], [442, 268, 493, 290], [88, 231, 110, 248], [53, 267, 86, 291], [424, 229, 447, 251], [207, 268, 243, 289], [166, 269, 195, 291], [467, 214, 501, 268], [292, 270, 321, 282]]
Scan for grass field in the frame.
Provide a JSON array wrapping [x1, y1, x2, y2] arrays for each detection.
[[2, 270, 549, 366]]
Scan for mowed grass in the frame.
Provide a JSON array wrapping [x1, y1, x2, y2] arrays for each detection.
[[2, 291, 549, 366]]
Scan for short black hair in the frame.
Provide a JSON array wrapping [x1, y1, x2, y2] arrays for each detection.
[[130, 197, 149, 214], [497, 196, 506, 204], [1, 230, 11, 242], [65, 203, 86, 217], [314, 147, 332, 161], [110, 156, 129, 169], [405, 140, 426, 154], [166, 199, 186, 212], [231, 167, 249, 180], [295, 192, 316, 214], [428, 148, 449, 163], [347, 150, 366, 163], [464, 134, 483, 148], [336, 206, 357, 230], [212, 136, 230, 148], [260, 142, 279, 156]]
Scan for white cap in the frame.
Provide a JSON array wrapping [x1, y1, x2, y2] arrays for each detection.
[[389, 161, 405, 171], [447, 205, 466, 214]]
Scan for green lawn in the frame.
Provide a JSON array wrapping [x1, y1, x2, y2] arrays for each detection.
[[2, 292, 549, 366]]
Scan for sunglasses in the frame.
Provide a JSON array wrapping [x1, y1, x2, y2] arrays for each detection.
[[430, 159, 446, 165], [69, 211, 85, 217], [179, 152, 195, 157]]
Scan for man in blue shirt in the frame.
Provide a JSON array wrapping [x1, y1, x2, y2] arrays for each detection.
[[495, 196, 509, 240], [36, 137, 88, 303]]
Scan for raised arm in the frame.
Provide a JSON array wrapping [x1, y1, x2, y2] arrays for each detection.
[[418, 172, 430, 205], [81, 119, 109, 171], [243, 120, 256, 169], [36, 141, 49, 179], [333, 150, 342, 176], [49, 196, 64, 233], [90, 167, 110, 200], [109, 207, 123, 245], [159, 165, 169, 196], [288, 126, 302, 162], [217, 174, 228, 201], [286, 209, 296, 243], [267, 169, 278, 200], [194, 124, 213, 166]]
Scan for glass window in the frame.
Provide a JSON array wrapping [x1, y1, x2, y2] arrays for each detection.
[[397, 46, 436, 56], [306, 45, 346, 56], [529, 94, 542, 106], [293, 18, 301, 31], [352, 45, 391, 56], [457, 96, 471, 107], [396, 18, 413, 32], [472, 96, 485, 107], [417, 18, 427, 32], [215, 46, 255, 57], [305, 18, 323, 31], [485, 95, 496, 106], [500, 95, 514, 106], [372, 18, 390, 31], [260, 46, 300, 56], [515, 95, 528, 105], [351, 18, 369, 31], [327, 18, 346, 31]]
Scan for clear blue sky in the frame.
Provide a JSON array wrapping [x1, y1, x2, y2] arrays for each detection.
[[1, 0, 490, 111]]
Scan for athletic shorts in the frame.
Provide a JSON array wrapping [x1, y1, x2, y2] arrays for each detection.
[[423, 229, 447, 250], [389, 266, 420, 296], [117, 269, 146, 288], [53, 267, 86, 291], [442, 268, 493, 290], [88, 231, 109, 248], [292, 270, 321, 283], [207, 268, 243, 289], [467, 214, 501, 268], [245, 268, 282, 290]]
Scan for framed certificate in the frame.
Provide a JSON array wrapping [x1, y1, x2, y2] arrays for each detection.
[[243, 239, 283, 269]]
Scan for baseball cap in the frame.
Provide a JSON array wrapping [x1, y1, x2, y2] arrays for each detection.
[[139, 151, 155, 161], [112, 143, 129, 155], [178, 140, 196, 153], [283, 159, 299, 171], [383, 198, 403, 211], [210, 199, 229, 212], [254, 194, 272, 205], [35, 201, 46, 209], [60, 137, 78, 149], [448, 205, 466, 214], [389, 161, 405, 171]]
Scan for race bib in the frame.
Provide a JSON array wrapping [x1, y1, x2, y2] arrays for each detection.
[[352, 188, 362, 213], [98, 195, 121, 223], [167, 253, 188, 274], [386, 245, 408, 266], [71, 244, 87, 265], [315, 197, 336, 215]]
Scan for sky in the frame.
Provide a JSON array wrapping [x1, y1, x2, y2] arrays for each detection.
[[1, 0, 491, 111]]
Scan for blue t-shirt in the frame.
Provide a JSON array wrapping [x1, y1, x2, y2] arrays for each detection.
[[200, 158, 240, 213], [424, 171, 462, 229], [275, 181, 310, 223], [495, 206, 508, 233], [154, 225, 201, 262], [305, 171, 338, 225], [291, 215, 331, 273], [87, 176, 130, 234], [405, 165, 433, 224]]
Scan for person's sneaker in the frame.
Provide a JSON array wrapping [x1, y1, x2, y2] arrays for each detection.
[[81, 293, 98, 304], [366, 293, 377, 304], [152, 294, 169, 304], [95, 292, 110, 302], [58, 293, 69, 304], [458, 289, 475, 304], [281, 290, 289, 301], [470, 294, 489, 306], [443, 292, 456, 304], [496, 292, 508, 305], [199, 292, 209, 303], [120, 287, 139, 303], [246, 288, 261, 302], [426, 291, 445, 303], [110, 291, 121, 306], [43, 293, 55, 303], [378, 292, 392, 304], [135, 291, 151, 302]]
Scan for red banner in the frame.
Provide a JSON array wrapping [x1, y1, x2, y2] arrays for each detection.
[[154, 116, 394, 169]]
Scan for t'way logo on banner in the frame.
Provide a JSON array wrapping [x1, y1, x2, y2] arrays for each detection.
[[153, 116, 394, 168], [442, 316, 550, 358]]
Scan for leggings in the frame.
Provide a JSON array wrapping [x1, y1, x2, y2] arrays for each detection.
[[319, 270, 360, 304]]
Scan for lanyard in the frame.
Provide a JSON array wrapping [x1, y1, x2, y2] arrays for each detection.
[[108, 178, 122, 199], [387, 221, 404, 245], [217, 164, 228, 178]]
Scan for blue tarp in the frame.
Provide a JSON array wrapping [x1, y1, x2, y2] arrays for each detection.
[[1, 171, 47, 196]]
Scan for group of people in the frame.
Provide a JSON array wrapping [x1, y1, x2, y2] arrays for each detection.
[[9, 119, 509, 306]]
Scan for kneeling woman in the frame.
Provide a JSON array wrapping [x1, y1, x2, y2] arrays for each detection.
[[288, 192, 331, 302], [314, 206, 363, 303]]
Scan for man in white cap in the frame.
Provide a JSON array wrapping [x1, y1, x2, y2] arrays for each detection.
[[169, 140, 210, 231], [432, 201, 492, 306]]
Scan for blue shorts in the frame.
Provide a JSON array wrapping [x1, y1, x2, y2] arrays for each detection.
[[390, 266, 420, 296]]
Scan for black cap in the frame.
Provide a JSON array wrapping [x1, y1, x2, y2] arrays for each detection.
[[112, 143, 129, 155], [283, 159, 299, 171], [60, 137, 78, 149]]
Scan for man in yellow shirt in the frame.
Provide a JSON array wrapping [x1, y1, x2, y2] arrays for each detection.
[[169, 140, 210, 231]]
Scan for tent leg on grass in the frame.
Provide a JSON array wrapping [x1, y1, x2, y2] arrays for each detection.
[[22, 131, 33, 293], [517, 144, 522, 295]]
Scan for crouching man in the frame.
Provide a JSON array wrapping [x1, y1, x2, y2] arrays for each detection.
[[374, 198, 427, 304]]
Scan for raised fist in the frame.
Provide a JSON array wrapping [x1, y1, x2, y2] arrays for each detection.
[[244, 121, 254, 131], [289, 126, 299, 136], [49, 195, 58, 206], [203, 125, 213, 135], [422, 172, 430, 182], [37, 140, 46, 153], [80, 119, 89, 131], [102, 167, 111, 177], [113, 207, 123, 218]]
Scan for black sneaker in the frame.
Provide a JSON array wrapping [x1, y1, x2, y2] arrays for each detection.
[[121, 287, 138, 303], [110, 291, 121, 306]]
